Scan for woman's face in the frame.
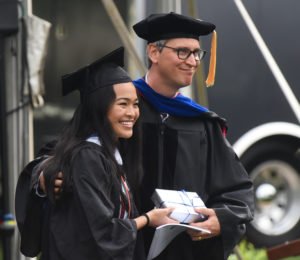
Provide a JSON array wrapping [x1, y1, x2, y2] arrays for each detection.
[[107, 82, 139, 139]]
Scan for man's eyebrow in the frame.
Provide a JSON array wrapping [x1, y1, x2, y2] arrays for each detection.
[[177, 46, 200, 51]]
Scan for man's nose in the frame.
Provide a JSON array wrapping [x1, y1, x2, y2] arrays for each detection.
[[185, 53, 199, 66]]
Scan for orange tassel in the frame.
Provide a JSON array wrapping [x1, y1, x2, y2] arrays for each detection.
[[205, 30, 217, 87]]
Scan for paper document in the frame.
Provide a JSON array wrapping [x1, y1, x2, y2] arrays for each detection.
[[147, 223, 211, 260]]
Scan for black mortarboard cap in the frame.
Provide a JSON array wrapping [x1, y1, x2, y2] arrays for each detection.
[[133, 12, 217, 87], [133, 12, 216, 43], [62, 47, 132, 98]]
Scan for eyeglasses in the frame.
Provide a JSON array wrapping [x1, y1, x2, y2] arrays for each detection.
[[161, 45, 206, 61]]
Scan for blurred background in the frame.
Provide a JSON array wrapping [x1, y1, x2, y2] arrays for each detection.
[[0, 0, 300, 259]]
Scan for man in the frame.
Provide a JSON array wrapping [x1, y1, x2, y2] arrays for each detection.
[[16, 12, 253, 260], [131, 12, 254, 260]]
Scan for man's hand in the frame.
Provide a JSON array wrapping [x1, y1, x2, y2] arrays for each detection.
[[39, 171, 63, 200], [186, 207, 221, 241], [54, 172, 63, 200]]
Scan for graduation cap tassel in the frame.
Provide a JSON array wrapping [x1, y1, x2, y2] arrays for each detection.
[[205, 30, 217, 87]]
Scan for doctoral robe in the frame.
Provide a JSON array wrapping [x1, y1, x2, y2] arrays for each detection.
[[137, 94, 254, 260]]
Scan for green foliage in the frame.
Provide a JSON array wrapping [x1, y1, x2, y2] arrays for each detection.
[[228, 239, 267, 260], [228, 239, 300, 260]]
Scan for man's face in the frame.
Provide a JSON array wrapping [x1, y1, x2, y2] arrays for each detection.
[[154, 38, 201, 89]]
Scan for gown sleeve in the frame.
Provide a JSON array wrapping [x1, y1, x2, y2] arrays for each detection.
[[70, 147, 138, 259], [204, 120, 254, 258]]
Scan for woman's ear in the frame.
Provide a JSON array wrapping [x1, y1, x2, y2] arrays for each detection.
[[147, 44, 160, 65]]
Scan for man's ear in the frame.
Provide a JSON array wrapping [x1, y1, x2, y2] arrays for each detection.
[[147, 44, 160, 64]]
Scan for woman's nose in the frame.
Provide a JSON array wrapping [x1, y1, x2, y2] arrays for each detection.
[[126, 105, 135, 116]]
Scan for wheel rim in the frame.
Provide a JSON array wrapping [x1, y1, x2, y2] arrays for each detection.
[[250, 160, 300, 235]]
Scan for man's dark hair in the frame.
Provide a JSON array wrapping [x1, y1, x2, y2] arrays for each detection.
[[147, 40, 167, 68]]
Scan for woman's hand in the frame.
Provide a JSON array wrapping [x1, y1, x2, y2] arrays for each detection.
[[147, 207, 178, 227], [134, 207, 177, 230]]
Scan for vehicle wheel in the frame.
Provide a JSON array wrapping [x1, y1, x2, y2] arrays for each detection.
[[241, 140, 300, 247]]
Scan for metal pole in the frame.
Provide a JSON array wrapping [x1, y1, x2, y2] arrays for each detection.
[[0, 33, 14, 260], [24, 0, 34, 163], [185, 0, 209, 107], [233, 0, 300, 123], [127, 0, 146, 79], [3, 31, 20, 260], [154, 0, 181, 13], [101, 0, 147, 75], [233, 246, 244, 260], [1, 0, 34, 259]]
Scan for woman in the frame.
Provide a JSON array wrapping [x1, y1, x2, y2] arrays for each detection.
[[34, 47, 175, 260]]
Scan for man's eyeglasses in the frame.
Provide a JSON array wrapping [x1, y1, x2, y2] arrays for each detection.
[[161, 45, 206, 61]]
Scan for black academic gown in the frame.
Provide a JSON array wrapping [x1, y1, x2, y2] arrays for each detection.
[[138, 96, 254, 260], [16, 142, 146, 260], [15, 92, 254, 260]]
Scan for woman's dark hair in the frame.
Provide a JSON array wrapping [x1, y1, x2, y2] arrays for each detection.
[[119, 113, 143, 201], [42, 84, 143, 205]]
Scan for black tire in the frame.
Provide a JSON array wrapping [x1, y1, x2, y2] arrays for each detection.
[[241, 139, 300, 248]]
